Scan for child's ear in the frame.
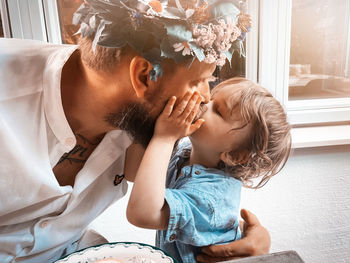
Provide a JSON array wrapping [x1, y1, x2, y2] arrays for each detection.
[[220, 149, 250, 166], [129, 56, 154, 98]]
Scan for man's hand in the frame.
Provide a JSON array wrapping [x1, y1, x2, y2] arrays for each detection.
[[197, 209, 271, 262]]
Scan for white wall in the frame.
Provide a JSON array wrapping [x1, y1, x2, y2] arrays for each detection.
[[241, 145, 350, 263], [91, 145, 350, 263]]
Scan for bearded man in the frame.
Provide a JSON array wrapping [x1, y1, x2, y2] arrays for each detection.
[[0, 0, 270, 262]]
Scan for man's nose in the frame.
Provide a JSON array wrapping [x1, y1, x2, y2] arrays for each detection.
[[198, 86, 210, 104]]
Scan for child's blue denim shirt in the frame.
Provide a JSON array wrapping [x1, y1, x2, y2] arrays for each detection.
[[156, 139, 242, 263]]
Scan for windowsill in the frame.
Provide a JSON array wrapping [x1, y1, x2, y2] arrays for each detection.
[[291, 125, 350, 148]]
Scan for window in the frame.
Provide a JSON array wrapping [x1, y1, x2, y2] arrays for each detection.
[[289, 0, 350, 100], [258, 0, 350, 147], [259, 0, 350, 127], [1, 0, 46, 40]]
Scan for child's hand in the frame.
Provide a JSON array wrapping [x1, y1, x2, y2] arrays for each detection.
[[154, 91, 205, 142]]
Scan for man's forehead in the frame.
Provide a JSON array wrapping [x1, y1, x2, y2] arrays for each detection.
[[165, 59, 215, 82], [187, 61, 216, 78]]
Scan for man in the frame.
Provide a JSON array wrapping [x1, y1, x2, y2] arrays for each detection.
[[0, 0, 270, 262]]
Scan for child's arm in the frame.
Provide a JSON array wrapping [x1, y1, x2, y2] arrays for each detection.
[[127, 91, 204, 230], [124, 143, 145, 182]]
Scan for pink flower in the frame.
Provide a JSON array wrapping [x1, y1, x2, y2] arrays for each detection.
[[191, 18, 242, 65], [204, 49, 217, 64]]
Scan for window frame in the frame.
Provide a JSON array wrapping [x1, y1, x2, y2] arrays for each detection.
[[0, 0, 11, 37], [2, 0, 47, 41], [258, 0, 350, 126], [42, 0, 62, 44], [256, 0, 350, 148], [245, 0, 259, 83], [344, 0, 350, 78]]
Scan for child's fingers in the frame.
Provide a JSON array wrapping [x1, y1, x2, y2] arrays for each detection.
[[189, 119, 205, 134], [185, 96, 202, 123], [161, 96, 177, 117], [180, 92, 200, 121], [171, 92, 193, 117]]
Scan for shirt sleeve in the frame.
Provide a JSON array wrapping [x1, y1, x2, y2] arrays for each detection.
[[163, 176, 242, 246]]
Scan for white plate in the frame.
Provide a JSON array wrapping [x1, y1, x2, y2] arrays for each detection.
[[55, 242, 176, 263]]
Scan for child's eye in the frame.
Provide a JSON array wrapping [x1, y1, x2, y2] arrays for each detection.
[[214, 105, 222, 117]]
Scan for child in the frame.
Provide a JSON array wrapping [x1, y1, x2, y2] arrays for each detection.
[[126, 77, 292, 263]]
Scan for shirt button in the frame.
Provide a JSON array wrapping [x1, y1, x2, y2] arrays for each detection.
[[40, 221, 48, 228], [65, 137, 75, 147], [195, 170, 201, 175], [169, 234, 176, 241]]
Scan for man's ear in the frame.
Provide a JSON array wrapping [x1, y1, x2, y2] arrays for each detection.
[[220, 149, 250, 166], [129, 56, 154, 98]]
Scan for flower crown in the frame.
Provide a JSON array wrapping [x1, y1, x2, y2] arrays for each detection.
[[73, 0, 251, 79]]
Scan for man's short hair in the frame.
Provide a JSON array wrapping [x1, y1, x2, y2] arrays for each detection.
[[78, 36, 126, 72]]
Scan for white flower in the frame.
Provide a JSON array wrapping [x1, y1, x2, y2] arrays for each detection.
[[187, 16, 245, 66], [217, 53, 227, 66], [230, 25, 241, 42], [204, 49, 217, 64], [185, 9, 195, 19], [173, 42, 192, 56], [139, 0, 168, 17]]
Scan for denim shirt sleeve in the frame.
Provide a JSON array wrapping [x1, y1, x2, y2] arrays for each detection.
[[164, 169, 242, 247]]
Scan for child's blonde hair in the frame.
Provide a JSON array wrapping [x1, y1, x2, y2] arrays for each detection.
[[214, 77, 292, 189]]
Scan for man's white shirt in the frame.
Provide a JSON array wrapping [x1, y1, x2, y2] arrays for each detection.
[[0, 38, 132, 262]]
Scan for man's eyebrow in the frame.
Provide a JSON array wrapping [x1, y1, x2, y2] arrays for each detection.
[[191, 75, 216, 85], [199, 73, 216, 80]]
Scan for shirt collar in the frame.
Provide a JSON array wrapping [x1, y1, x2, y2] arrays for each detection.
[[43, 44, 78, 152], [176, 148, 226, 176]]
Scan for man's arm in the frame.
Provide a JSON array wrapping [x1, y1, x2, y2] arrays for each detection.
[[197, 209, 271, 262]]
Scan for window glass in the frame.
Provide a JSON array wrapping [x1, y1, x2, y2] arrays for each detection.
[[211, 52, 246, 90], [57, 0, 83, 44], [289, 0, 350, 100]]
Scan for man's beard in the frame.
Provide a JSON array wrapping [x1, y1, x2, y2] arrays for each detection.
[[105, 102, 156, 148]]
